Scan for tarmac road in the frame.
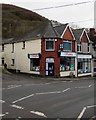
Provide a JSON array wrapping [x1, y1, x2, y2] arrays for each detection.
[[1, 72, 96, 119]]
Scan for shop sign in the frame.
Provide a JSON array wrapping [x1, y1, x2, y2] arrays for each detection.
[[60, 52, 76, 57], [46, 58, 54, 63], [28, 54, 40, 58], [78, 55, 92, 59]]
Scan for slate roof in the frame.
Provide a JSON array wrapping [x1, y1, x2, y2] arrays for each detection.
[[54, 24, 68, 37], [72, 28, 84, 42]]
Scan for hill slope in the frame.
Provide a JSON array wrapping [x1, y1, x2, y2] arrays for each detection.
[[2, 4, 49, 39]]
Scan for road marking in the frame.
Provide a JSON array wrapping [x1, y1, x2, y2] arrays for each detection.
[[30, 111, 47, 118], [12, 94, 34, 104], [62, 88, 70, 92], [77, 107, 86, 120], [10, 104, 24, 109], [12, 88, 71, 103], [87, 105, 96, 108], [36, 91, 61, 95], [0, 100, 5, 103], [77, 104, 96, 120], [88, 84, 93, 88], [7, 85, 22, 89], [0, 112, 9, 117]]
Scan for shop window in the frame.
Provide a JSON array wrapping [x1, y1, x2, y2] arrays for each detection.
[[63, 40, 72, 51], [77, 44, 82, 52], [60, 57, 75, 71], [22, 41, 25, 49], [2, 44, 4, 52], [11, 59, 15, 66], [46, 39, 55, 51], [78, 59, 91, 74], [30, 58, 40, 72], [12, 43, 14, 53]]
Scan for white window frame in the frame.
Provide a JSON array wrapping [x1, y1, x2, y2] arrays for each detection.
[[63, 40, 72, 51], [45, 39, 55, 51], [77, 44, 82, 52]]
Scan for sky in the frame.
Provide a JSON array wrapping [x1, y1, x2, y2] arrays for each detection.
[[0, 0, 95, 28]]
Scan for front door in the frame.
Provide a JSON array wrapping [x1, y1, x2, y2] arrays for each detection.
[[48, 63, 54, 76], [46, 58, 54, 76]]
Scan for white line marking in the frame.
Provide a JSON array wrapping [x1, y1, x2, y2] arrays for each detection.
[[0, 112, 9, 117], [10, 104, 24, 109], [87, 105, 96, 108], [36, 91, 61, 95], [30, 111, 47, 118], [62, 88, 70, 92], [12, 88, 70, 103], [0, 100, 5, 103], [7, 85, 22, 89], [77, 107, 86, 120], [88, 84, 93, 88], [12, 94, 34, 104]]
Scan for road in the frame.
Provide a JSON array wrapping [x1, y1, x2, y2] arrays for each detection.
[[1, 72, 96, 119]]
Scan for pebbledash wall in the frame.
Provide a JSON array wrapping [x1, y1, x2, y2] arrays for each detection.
[[0, 24, 94, 77]]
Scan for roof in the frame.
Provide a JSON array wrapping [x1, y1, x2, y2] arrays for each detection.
[[2, 21, 60, 44], [54, 24, 68, 37], [72, 28, 84, 42]]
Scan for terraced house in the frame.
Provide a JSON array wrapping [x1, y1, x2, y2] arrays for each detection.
[[0, 22, 95, 77]]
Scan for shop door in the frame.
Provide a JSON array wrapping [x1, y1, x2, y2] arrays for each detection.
[[48, 63, 54, 76]]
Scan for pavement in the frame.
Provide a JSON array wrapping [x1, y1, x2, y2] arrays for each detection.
[[0, 72, 96, 119]]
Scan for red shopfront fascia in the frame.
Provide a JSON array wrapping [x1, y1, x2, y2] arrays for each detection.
[[28, 53, 41, 59]]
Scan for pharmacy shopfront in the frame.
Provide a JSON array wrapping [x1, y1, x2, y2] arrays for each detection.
[[59, 52, 92, 77]]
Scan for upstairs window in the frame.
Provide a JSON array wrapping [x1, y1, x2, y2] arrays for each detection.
[[77, 44, 82, 52], [2, 44, 4, 52], [11, 59, 15, 66], [46, 39, 55, 51], [2, 57, 4, 65], [12, 43, 14, 53], [22, 41, 25, 49], [63, 40, 72, 51]]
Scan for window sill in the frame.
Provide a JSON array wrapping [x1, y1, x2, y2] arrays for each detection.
[[45, 49, 55, 52], [22, 48, 25, 49], [11, 64, 14, 66]]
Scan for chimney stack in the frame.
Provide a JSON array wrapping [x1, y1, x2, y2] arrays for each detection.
[[89, 28, 95, 36]]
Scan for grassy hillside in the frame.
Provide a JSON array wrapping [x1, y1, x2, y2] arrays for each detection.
[[2, 4, 49, 39]]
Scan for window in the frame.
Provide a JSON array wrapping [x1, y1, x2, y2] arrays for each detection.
[[11, 59, 15, 66], [88, 43, 90, 52], [12, 43, 14, 53], [22, 41, 25, 49], [46, 39, 55, 51], [78, 59, 91, 74], [2, 44, 4, 52], [63, 40, 72, 51], [30, 58, 40, 71], [77, 44, 82, 52], [60, 57, 75, 71], [2, 58, 4, 65]]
